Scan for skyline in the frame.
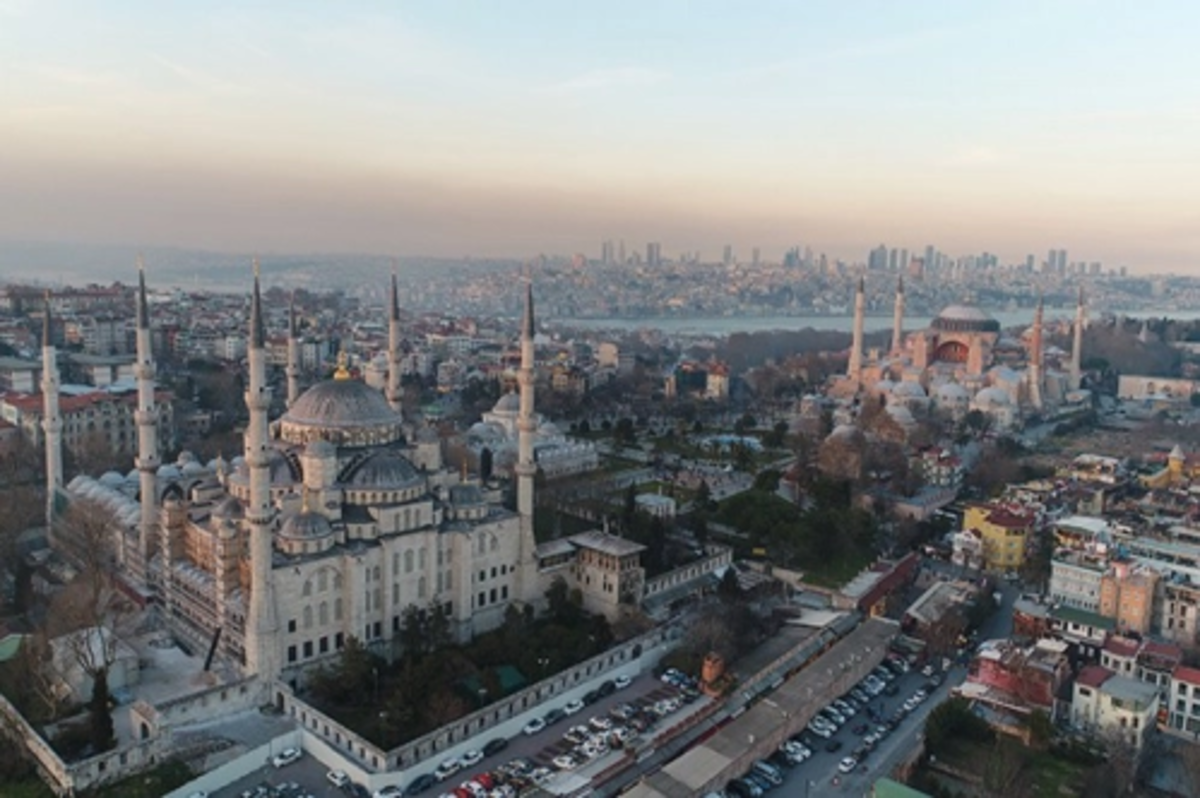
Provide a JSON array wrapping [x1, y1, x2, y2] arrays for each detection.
[[3, 2, 1200, 270]]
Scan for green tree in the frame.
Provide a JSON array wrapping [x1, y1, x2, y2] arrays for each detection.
[[694, 480, 712, 511], [399, 605, 426, 657], [1024, 708, 1054, 748], [717, 567, 742, 602]]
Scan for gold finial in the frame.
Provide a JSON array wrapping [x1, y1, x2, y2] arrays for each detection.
[[333, 349, 351, 380]]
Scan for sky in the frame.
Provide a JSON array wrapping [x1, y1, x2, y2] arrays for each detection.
[[2, 1, 1200, 271]]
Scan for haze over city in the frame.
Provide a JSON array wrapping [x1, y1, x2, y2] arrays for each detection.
[[3, 1, 1200, 272]]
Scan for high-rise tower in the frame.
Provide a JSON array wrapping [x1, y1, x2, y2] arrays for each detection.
[[891, 276, 905, 355], [134, 259, 160, 579], [244, 261, 280, 681], [847, 277, 865, 383], [40, 293, 62, 530], [386, 269, 403, 414], [286, 292, 300, 408], [1028, 294, 1044, 410], [1070, 285, 1085, 390]]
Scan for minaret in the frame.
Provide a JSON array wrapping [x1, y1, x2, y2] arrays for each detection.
[[1070, 285, 1085, 390], [134, 258, 160, 580], [514, 271, 539, 605], [40, 292, 62, 530], [386, 267, 403, 414], [1028, 293, 1044, 410], [890, 276, 905, 355], [285, 292, 300, 408], [847, 276, 865, 383], [244, 261, 280, 682]]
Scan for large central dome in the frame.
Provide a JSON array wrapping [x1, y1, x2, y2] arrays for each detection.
[[280, 378, 404, 447]]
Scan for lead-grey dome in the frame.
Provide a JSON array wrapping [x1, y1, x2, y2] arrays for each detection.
[[279, 378, 404, 446], [279, 511, 333, 540], [342, 450, 422, 490]]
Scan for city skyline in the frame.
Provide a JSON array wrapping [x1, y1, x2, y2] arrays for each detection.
[[3, 2, 1200, 270]]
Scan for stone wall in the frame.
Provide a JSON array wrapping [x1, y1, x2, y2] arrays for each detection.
[[643, 544, 732, 600]]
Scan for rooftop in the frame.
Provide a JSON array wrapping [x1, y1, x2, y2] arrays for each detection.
[[568, 529, 647, 557], [1076, 664, 1113, 690]]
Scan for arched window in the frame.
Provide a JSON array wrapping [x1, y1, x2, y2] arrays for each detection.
[[393, 583, 400, 605], [490, 535, 499, 553], [333, 573, 343, 590], [317, 571, 327, 592], [303, 606, 313, 629], [405, 550, 414, 573], [373, 565, 381, 581], [302, 580, 312, 598], [318, 602, 328, 625], [334, 598, 343, 621], [418, 576, 427, 599], [403, 508, 411, 529], [419, 548, 427, 569], [393, 553, 400, 575]]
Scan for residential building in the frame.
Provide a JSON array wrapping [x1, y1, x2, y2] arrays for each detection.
[[1167, 665, 1200, 736], [962, 503, 1036, 572], [1098, 560, 1158, 635], [1071, 665, 1158, 749]]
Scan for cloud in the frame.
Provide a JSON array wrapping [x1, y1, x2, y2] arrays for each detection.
[[149, 54, 249, 96], [548, 67, 671, 94], [942, 146, 1006, 167]]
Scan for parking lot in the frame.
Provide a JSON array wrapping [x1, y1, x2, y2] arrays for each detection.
[[210, 669, 705, 798]]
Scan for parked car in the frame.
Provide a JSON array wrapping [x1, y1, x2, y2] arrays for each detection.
[[460, 750, 483, 767], [597, 680, 617, 698], [544, 707, 567, 724], [403, 774, 437, 795], [838, 756, 859, 774], [522, 717, 546, 735], [433, 758, 462, 781], [614, 674, 632, 689], [563, 699, 585, 715], [327, 769, 350, 787], [482, 737, 509, 757], [372, 787, 404, 798], [270, 748, 302, 768]]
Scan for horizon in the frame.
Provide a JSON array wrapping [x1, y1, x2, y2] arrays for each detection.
[[3, 2, 1200, 271]]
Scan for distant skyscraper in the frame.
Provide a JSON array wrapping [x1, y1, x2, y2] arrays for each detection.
[[1025, 254, 1035, 273], [618, 240, 626, 264], [888, 248, 898, 271], [601, 239, 614, 264], [899, 249, 908, 275], [723, 244, 733, 266], [869, 244, 888, 271], [752, 247, 760, 267], [646, 242, 661, 267], [923, 245, 935, 273]]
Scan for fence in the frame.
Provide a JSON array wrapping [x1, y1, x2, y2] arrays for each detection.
[[642, 544, 732, 601]]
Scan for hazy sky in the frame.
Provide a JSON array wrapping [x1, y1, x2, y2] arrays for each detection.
[[3, 1, 1199, 270]]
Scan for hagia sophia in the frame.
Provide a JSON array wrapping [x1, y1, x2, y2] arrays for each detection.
[[830, 277, 1089, 433]]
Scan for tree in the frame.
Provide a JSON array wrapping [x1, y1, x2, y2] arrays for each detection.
[[964, 409, 992, 437], [717, 567, 742, 603], [399, 605, 426, 658], [614, 417, 636, 446], [1023, 708, 1054, 749], [924, 697, 993, 757], [977, 737, 1030, 798], [694, 480, 712, 511], [479, 448, 493, 481]]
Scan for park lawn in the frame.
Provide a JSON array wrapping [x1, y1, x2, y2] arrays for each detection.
[[936, 735, 1091, 798], [597, 455, 642, 474]]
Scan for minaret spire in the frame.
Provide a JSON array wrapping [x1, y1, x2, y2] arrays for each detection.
[[386, 261, 403, 414], [40, 291, 62, 530], [134, 256, 160, 580], [890, 275, 905, 355], [244, 262, 280, 682], [847, 276, 865, 383], [1070, 285, 1085, 390], [286, 290, 300, 408], [513, 266, 540, 605], [1028, 292, 1044, 409]]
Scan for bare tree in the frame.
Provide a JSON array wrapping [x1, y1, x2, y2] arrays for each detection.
[[44, 500, 135, 751], [978, 736, 1032, 798]]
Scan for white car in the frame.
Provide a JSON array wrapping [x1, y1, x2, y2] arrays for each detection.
[[564, 699, 585, 715], [433, 758, 462, 781], [460, 749, 484, 767], [522, 717, 546, 735], [270, 747, 302, 768], [838, 756, 858, 773], [553, 753, 578, 770], [186, 792, 208, 798], [614, 674, 632, 689], [327, 770, 350, 788], [373, 788, 405, 798], [588, 715, 613, 731]]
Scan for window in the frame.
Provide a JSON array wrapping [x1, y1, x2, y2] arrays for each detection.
[[419, 548, 427, 569], [491, 567, 497, 579], [334, 598, 343, 621], [318, 571, 327, 592], [287, 619, 297, 633], [393, 583, 400, 606], [393, 616, 401, 632], [374, 621, 382, 638], [303, 606, 313, 630], [336, 632, 344, 649], [501, 585, 508, 600], [303, 640, 313, 658], [478, 591, 486, 607], [479, 570, 486, 583], [393, 553, 400, 574], [490, 588, 497, 603], [373, 565, 381, 581], [287, 645, 297, 663], [319, 602, 328, 626], [405, 550, 414, 573], [302, 580, 312, 598], [446, 571, 452, 590]]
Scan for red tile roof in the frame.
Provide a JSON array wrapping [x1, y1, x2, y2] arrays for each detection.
[[1173, 665, 1200, 687], [1103, 636, 1141, 659], [1076, 664, 1113, 689]]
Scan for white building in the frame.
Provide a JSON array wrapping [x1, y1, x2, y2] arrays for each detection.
[[1071, 665, 1159, 750]]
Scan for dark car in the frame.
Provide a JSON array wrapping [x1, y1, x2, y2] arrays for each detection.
[[482, 737, 509, 757], [725, 779, 755, 798], [884, 684, 900, 696], [543, 708, 566, 725], [597, 680, 616, 698], [405, 773, 437, 795], [825, 739, 843, 753], [766, 751, 793, 771], [583, 689, 601, 705], [343, 785, 369, 798]]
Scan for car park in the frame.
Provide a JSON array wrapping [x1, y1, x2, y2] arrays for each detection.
[[751, 760, 783, 785], [725, 778, 760, 798], [373, 787, 405, 798], [743, 770, 773, 792], [838, 756, 859, 774], [460, 750, 483, 768], [270, 748, 302, 768], [404, 773, 437, 795]]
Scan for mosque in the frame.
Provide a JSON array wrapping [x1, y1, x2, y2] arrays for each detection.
[[47, 268, 547, 689], [831, 278, 1088, 432]]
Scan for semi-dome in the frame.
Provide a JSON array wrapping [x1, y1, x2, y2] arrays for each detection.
[[342, 450, 422, 490], [212, 496, 243, 519], [932, 304, 1000, 333], [492, 392, 520, 414], [279, 511, 333, 541], [99, 471, 124, 488], [280, 377, 403, 446], [974, 386, 1011, 407], [304, 439, 336, 458], [893, 380, 926, 398]]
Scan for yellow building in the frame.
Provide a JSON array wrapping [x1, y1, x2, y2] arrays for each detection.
[[963, 503, 1037, 572]]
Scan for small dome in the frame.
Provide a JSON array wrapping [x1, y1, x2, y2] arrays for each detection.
[[492, 392, 521, 414], [538, 421, 560, 436], [995, 336, 1023, 350], [893, 380, 926, 398], [177, 450, 198, 465], [975, 387, 1011, 407], [182, 461, 207, 477], [932, 304, 1000, 333], [212, 496, 244, 519], [279, 511, 333, 541], [343, 450, 422, 490], [988, 366, 1020, 385], [99, 471, 125, 488], [936, 382, 970, 400], [449, 484, 484, 506], [125, 469, 139, 483], [157, 464, 181, 480], [305, 439, 336, 458], [268, 450, 299, 485]]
